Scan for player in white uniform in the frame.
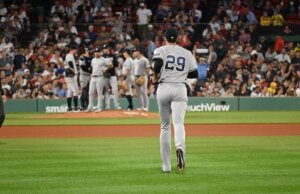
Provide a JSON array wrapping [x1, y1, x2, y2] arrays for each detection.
[[152, 28, 198, 172], [64, 45, 79, 112], [122, 48, 135, 110], [133, 48, 150, 111], [85, 48, 108, 112]]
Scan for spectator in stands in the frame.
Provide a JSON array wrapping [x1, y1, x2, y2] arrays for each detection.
[[250, 86, 262, 97], [275, 48, 291, 63], [291, 50, 300, 64], [265, 47, 277, 61], [274, 86, 286, 97], [146, 37, 156, 59], [136, 2, 152, 40], [274, 35, 285, 53], [57, 82, 67, 98], [263, 1, 274, 17], [0, 51, 11, 76], [271, 9, 284, 26], [154, 3, 168, 23], [0, 3, 7, 23], [189, 2, 202, 23], [238, 28, 251, 45], [260, 11, 271, 26]]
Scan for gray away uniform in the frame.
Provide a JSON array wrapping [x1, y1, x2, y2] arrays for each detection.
[[153, 44, 197, 172], [87, 56, 107, 111], [133, 56, 150, 109]]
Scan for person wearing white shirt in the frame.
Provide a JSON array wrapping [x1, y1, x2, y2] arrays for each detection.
[[136, 2, 152, 40], [274, 48, 291, 63]]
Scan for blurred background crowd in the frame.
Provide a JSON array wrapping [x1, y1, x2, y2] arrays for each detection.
[[0, 0, 300, 100]]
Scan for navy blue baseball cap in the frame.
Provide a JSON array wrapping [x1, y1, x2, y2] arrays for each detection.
[[165, 28, 178, 43], [123, 48, 132, 55], [94, 47, 101, 53], [132, 47, 141, 53], [102, 44, 109, 49]]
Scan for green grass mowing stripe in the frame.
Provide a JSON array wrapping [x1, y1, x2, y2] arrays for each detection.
[[3, 111, 300, 126], [3, 118, 159, 126], [0, 137, 300, 194]]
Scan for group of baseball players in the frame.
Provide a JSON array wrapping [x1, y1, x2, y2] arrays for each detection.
[[64, 44, 150, 112], [64, 28, 198, 172]]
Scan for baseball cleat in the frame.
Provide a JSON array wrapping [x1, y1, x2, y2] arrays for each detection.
[[116, 106, 122, 110], [94, 108, 102, 113], [67, 108, 74, 112], [84, 108, 93, 113], [142, 108, 149, 112], [176, 149, 185, 172], [161, 170, 171, 174], [73, 107, 81, 112]]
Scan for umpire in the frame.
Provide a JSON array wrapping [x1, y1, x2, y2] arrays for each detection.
[[102, 44, 121, 110], [79, 47, 93, 110]]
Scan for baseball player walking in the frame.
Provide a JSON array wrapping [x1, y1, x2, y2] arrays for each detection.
[[79, 47, 92, 110], [152, 28, 198, 172], [122, 48, 134, 111], [102, 44, 121, 110], [64, 45, 80, 112], [86, 48, 108, 112], [133, 48, 150, 111]]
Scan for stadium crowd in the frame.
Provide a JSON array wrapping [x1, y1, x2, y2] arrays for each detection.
[[0, 0, 300, 102]]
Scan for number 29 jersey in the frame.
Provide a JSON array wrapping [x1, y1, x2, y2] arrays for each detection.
[[152, 45, 197, 83]]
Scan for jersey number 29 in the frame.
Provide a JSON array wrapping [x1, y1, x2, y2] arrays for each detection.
[[165, 55, 185, 71]]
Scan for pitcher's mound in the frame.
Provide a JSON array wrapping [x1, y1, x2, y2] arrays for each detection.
[[36, 110, 159, 119]]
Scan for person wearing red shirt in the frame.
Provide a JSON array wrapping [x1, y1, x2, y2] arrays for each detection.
[[274, 35, 284, 53]]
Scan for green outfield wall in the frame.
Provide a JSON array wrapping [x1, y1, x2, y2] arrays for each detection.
[[4, 97, 300, 113]]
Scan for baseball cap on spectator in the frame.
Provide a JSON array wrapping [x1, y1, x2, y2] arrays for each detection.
[[148, 24, 153, 29], [140, 2, 145, 7], [94, 47, 101, 53], [24, 69, 30, 73], [4, 37, 9, 43], [132, 47, 141, 53], [123, 48, 132, 55], [102, 44, 109, 50], [165, 28, 178, 43], [25, 89, 31, 94]]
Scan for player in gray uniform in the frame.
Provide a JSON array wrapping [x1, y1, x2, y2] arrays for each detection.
[[122, 48, 135, 110], [85, 48, 108, 112], [152, 28, 198, 172], [64, 45, 80, 112], [79, 47, 92, 110], [132, 48, 150, 111]]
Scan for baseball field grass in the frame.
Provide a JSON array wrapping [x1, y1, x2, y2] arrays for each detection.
[[1, 111, 300, 194], [0, 137, 300, 194], [3, 111, 300, 125]]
